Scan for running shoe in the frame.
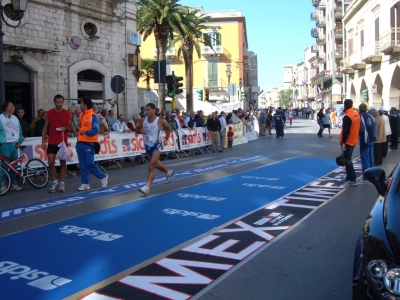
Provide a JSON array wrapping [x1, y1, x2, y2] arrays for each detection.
[[49, 181, 60, 193], [165, 170, 174, 184], [77, 184, 90, 191], [101, 174, 108, 188], [349, 181, 357, 186], [139, 185, 150, 195], [10, 184, 22, 191], [58, 182, 65, 193], [357, 178, 369, 184]]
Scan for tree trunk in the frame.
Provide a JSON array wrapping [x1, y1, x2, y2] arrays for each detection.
[[183, 48, 193, 113], [154, 19, 170, 109]]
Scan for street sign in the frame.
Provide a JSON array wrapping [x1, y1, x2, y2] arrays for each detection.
[[69, 36, 81, 50], [371, 84, 377, 93], [111, 75, 125, 94]]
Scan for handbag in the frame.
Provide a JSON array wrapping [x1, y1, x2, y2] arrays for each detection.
[[336, 152, 350, 166], [56, 132, 72, 161]]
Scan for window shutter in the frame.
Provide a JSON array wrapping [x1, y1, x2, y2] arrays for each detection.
[[203, 33, 211, 46], [215, 33, 221, 46], [349, 38, 353, 55], [360, 30, 364, 48], [375, 18, 379, 41]]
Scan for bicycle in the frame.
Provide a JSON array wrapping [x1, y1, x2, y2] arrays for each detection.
[[0, 145, 49, 196]]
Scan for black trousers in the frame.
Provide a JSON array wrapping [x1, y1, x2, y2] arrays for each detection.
[[275, 122, 284, 138], [390, 130, 398, 149]]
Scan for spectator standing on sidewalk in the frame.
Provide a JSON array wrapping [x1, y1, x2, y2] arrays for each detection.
[[76, 97, 108, 191], [113, 114, 131, 133], [227, 126, 234, 148], [339, 99, 360, 186], [369, 109, 385, 166], [42, 94, 72, 193], [16, 107, 31, 138], [322, 108, 332, 137], [379, 108, 391, 158], [389, 107, 399, 149], [258, 110, 266, 136], [0, 101, 23, 191], [358, 103, 376, 183], [219, 111, 227, 148], [207, 112, 223, 152], [273, 107, 286, 139], [30, 108, 44, 136], [317, 108, 324, 137], [107, 110, 116, 131]]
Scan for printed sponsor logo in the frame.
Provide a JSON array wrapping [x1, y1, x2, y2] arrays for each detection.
[[253, 212, 281, 225], [243, 183, 286, 189], [177, 193, 226, 201], [162, 209, 220, 220], [59, 225, 123, 241], [242, 176, 280, 181], [0, 261, 71, 290]]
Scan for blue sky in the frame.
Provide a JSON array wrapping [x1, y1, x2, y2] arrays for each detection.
[[181, 0, 315, 92]]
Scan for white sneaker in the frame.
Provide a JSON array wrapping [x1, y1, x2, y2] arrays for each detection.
[[58, 183, 65, 193], [165, 170, 174, 184], [100, 175, 108, 188], [139, 185, 149, 196], [49, 181, 60, 193], [77, 184, 90, 191], [357, 178, 369, 184], [10, 184, 22, 191]]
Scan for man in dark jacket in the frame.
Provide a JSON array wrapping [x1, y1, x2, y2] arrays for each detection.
[[207, 112, 223, 152], [16, 108, 31, 138], [389, 107, 398, 149], [358, 103, 376, 183], [273, 107, 286, 139]]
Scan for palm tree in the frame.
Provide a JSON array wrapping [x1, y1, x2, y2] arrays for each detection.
[[170, 8, 214, 113], [133, 58, 155, 91], [137, 0, 194, 109]]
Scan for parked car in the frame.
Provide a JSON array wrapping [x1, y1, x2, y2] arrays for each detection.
[[353, 164, 400, 299]]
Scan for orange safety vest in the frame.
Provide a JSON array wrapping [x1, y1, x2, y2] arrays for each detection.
[[78, 109, 98, 143], [339, 108, 360, 146]]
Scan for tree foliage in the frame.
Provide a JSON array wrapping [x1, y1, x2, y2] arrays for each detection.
[[279, 89, 293, 108]]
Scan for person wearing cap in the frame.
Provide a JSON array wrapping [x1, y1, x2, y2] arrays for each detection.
[[339, 99, 361, 186], [358, 103, 376, 183], [165, 111, 178, 131], [219, 111, 227, 148], [389, 107, 399, 149], [379, 108, 391, 158]]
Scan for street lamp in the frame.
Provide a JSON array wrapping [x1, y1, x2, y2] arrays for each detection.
[[0, 0, 29, 108], [225, 62, 231, 85]]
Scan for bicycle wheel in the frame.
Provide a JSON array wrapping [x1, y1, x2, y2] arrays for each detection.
[[24, 159, 49, 189], [0, 166, 11, 196]]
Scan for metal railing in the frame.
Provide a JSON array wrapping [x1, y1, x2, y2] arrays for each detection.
[[361, 41, 381, 60], [379, 28, 400, 51], [310, 12, 317, 20], [311, 28, 318, 38], [317, 17, 326, 27]]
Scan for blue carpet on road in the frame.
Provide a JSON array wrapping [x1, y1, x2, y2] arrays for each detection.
[[0, 157, 336, 299]]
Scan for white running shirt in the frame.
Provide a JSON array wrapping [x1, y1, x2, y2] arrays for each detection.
[[143, 116, 160, 147]]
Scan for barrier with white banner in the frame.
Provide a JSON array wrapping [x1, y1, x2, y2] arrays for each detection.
[[176, 127, 211, 150], [20, 131, 178, 165], [243, 121, 258, 141]]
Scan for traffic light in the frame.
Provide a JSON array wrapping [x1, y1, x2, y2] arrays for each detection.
[[174, 75, 183, 95], [361, 89, 369, 102], [205, 89, 210, 101], [238, 90, 245, 101], [165, 75, 175, 98], [196, 89, 203, 101]]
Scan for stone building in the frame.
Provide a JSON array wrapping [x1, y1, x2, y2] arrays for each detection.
[[2, 0, 139, 123]]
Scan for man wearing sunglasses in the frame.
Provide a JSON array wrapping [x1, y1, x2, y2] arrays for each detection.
[[112, 114, 131, 133]]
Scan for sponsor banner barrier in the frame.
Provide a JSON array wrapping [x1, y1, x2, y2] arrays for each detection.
[[230, 123, 248, 146], [0, 158, 338, 299], [20, 131, 179, 165], [244, 121, 258, 141], [176, 127, 211, 151]]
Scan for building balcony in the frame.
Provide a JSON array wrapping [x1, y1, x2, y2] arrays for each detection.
[[335, 27, 343, 40], [312, 0, 319, 7], [152, 48, 176, 58], [311, 70, 331, 86], [361, 41, 382, 64], [335, 69, 344, 78], [379, 28, 400, 55], [311, 28, 318, 38], [310, 12, 317, 21], [318, 0, 326, 9], [334, 7, 343, 19], [201, 45, 224, 56], [317, 36, 326, 45], [311, 64, 319, 69], [349, 53, 366, 70], [317, 54, 326, 64], [317, 17, 326, 28], [335, 46, 343, 60], [340, 60, 355, 74], [311, 44, 319, 53]]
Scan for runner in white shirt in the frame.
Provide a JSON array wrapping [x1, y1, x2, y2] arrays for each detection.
[[134, 103, 174, 196]]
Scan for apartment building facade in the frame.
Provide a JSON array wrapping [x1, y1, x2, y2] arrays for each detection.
[[138, 9, 254, 113], [3, 0, 138, 122], [341, 0, 400, 109], [310, 0, 344, 108]]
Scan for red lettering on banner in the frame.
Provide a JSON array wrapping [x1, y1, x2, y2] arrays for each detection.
[[130, 134, 144, 151], [35, 145, 47, 161], [110, 140, 118, 154]]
